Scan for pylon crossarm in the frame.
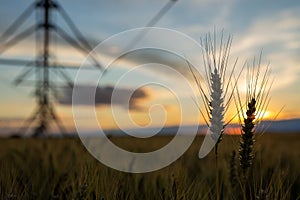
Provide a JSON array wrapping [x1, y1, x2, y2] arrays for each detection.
[[54, 26, 103, 70], [57, 5, 94, 51], [0, 25, 37, 55], [50, 67, 73, 87], [0, 2, 36, 42], [13, 62, 37, 85]]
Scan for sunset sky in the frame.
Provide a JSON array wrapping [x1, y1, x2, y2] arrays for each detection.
[[0, 0, 299, 135]]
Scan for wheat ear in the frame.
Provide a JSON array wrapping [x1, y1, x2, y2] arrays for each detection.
[[234, 53, 272, 200], [189, 31, 240, 200], [239, 98, 256, 173]]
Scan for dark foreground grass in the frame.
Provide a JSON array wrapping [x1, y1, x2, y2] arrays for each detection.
[[0, 133, 300, 200]]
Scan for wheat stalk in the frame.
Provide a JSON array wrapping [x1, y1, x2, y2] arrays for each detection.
[[189, 32, 239, 157], [189, 31, 240, 200], [230, 150, 238, 189], [209, 67, 225, 200], [234, 53, 273, 200]]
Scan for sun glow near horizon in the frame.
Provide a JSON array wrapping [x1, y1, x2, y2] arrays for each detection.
[[0, 0, 300, 135]]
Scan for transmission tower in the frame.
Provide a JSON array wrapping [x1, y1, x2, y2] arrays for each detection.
[[0, 0, 177, 137], [0, 0, 103, 137]]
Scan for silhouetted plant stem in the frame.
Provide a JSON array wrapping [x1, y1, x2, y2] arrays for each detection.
[[188, 31, 239, 200], [229, 150, 238, 190], [215, 144, 219, 200]]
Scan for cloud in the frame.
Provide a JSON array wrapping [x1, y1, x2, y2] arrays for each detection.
[[57, 85, 150, 112], [230, 8, 300, 90], [232, 8, 300, 55], [111, 48, 198, 80]]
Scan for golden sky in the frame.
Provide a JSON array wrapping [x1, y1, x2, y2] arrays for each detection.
[[0, 0, 300, 134]]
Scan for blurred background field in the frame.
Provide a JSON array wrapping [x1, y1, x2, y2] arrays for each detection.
[[1, 133, 300, 200]]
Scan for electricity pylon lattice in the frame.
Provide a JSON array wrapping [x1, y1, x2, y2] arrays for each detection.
[[0, 0, 103, 137], [0, 0, 177, 137]]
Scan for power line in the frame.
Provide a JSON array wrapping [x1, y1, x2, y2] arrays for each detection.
[[124, 0, 178, 50]]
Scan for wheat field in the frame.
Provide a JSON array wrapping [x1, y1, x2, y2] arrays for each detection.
[[0, 134, 299, 200]]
